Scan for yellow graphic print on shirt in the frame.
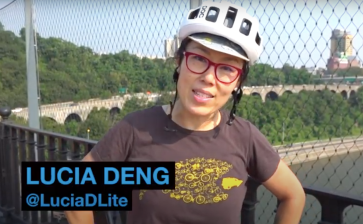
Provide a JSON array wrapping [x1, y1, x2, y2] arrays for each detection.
[[139, 157, 243, 204]]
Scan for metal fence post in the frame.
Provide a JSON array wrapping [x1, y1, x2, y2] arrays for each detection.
[[0, 107, 13, 222], [24, 0, 40, 161], [0, 107, 11, 120]]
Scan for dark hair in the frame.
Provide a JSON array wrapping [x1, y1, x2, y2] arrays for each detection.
[[174, 38, 192, 66]]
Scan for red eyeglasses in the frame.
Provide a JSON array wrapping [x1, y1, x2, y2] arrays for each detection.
[[183, 51, 243, 84]]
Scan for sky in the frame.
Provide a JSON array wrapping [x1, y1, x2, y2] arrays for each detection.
[[0, 0, 362, 69]]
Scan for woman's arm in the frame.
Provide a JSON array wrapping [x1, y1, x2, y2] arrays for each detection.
[[64, 117, 134, 224], [65, 210, 94, 224], [64, 153, 98, 224], [262, 160, 305, 224], [246, 122, 305, 224]]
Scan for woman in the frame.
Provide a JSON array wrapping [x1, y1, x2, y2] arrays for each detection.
[[65, 1, 305, 224]]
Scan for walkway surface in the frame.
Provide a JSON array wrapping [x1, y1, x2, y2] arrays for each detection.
[[0, 211, 22, 224]]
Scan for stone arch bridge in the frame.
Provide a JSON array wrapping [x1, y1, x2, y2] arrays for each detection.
[[243, 84, 359, 101], [12, 84, 360, 124]]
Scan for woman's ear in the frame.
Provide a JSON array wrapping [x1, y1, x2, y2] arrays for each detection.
[[175, 57, 182, 73], [234, 79, 242, 90], [236, 71, 247, 88], [175, 57, 180, 66]]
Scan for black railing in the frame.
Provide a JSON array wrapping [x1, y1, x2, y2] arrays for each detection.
[[1, 107, 363, 224]]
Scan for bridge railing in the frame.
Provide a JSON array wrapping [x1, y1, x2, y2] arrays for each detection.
[[1, 107, 363, 224]]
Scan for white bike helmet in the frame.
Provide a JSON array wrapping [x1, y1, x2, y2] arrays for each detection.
[[178, 1, 263, 66]]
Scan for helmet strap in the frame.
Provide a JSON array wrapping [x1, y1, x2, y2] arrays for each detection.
[[168, 67, 179, 120], [227, 87, 242, 125], [227, 64, 249, 125]]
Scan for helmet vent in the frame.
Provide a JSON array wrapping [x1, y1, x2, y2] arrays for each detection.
[[224, 7, 238, 28], [188, 8, 200, 19], [205, 7, 220, 22], [255, 32, 261, 45], [240, 19, 252, 36]]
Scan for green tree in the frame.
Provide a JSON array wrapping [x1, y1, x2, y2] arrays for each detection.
[[2, 24, 363, 145]]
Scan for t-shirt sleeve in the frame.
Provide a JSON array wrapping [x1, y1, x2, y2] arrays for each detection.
[[247, 122, 281, 183], [87, 117, 134, 161]]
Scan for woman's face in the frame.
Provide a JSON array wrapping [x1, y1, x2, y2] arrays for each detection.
[[176, 40, 245, 117]]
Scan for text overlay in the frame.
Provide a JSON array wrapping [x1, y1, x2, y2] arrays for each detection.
[[21, 161, 175, 210]]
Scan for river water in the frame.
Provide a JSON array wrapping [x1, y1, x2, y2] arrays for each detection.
[[254, 151, 363, 224]]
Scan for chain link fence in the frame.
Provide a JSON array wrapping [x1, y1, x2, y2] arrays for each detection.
[[1, 0, 363, 223]]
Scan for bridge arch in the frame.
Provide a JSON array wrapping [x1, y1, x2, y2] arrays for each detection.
[[297, 89, 310, 99], [341, 90, 348, 99], [330, 90, 336, 94], [299, 89, 308, 94], [251, 92, 262, 100], [281, 90, 292, 97], [265, 91, 278, 101], [350, 90, 356, 98], [64, 113, 82, 123], [110, 107, 121, 119], [42, 116, 57, 123]]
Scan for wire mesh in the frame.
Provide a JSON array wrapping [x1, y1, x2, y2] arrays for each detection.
[[1, 0, 363, 223]]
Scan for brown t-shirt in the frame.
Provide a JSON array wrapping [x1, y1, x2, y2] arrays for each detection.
[[89, 106, 280, 224]]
